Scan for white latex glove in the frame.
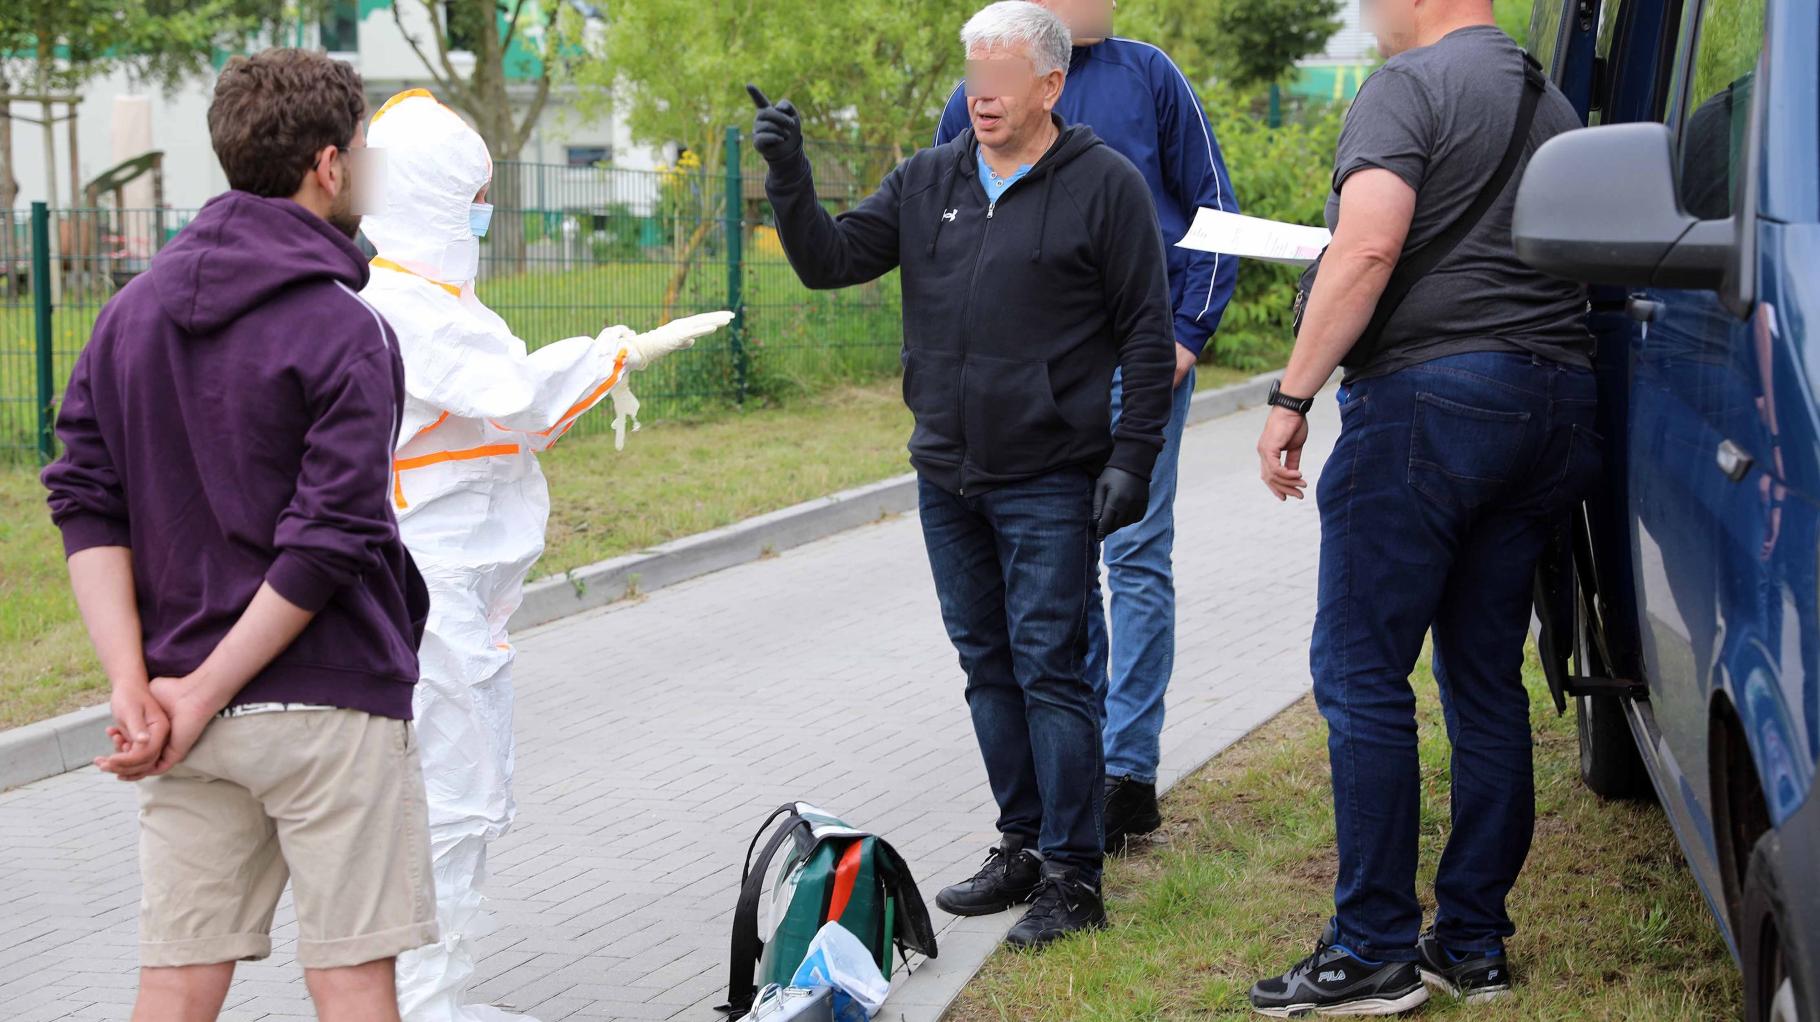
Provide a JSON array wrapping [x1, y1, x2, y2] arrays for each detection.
[[596, 323, 637, 352], [609, 376, 640, 451], [623, 310, 736, 369]]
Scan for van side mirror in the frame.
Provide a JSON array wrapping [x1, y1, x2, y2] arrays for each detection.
[[1513, 122, 1733, 290]]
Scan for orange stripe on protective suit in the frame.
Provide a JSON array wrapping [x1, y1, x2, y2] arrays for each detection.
[[391, 412, 451, 509], [371, 256, 461, 297], [391, 442, 521, 509], [543, 350, 630, 443], [371, 88, 437, 124], [412, 411, 451, 442], [485, 349, 629, 447]]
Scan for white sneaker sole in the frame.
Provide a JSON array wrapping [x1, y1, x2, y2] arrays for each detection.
[[1419, 967, 1513, 1004], [1253, 986, 1430, 1017]]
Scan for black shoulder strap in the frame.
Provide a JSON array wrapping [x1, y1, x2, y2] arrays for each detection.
[[1350, 51, 1548, 366], [718, 804, 813, 1019]]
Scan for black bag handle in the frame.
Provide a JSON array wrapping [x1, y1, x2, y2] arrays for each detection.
[[741, 802, 803, 884], [1344, 52, 1547, 369], [719, 804, 814, 1019]]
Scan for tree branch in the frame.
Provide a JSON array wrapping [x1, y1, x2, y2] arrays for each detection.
[[509, 68, 553, 158], [392, 0, 475, 108], [499, 0, 530, 58], [506, 5, 562, 158]]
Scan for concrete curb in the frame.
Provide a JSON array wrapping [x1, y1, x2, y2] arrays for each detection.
[[0, 704, 115, 792], [0, 372, 1280, 794], [509, 371, 1274, 632], [508, 471, 921, 632], [1187, 370, 1278, 427]]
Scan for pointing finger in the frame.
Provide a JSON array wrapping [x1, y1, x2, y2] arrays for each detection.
[[746, 84, 771, 110]]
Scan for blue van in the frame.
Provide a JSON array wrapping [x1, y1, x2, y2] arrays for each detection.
[[1513, 1, 1816, 1019]]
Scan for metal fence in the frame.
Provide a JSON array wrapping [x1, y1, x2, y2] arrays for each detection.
[[1, 133, 906, 462]]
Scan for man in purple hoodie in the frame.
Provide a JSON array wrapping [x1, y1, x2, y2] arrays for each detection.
[[42, 49, 435, 1021]]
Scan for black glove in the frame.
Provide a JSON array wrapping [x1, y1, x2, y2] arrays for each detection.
[[1093, 466, 1149, 540], [746, 84, 803, 165]]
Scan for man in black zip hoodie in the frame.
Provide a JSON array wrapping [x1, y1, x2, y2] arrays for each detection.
[[753, 0, 1174, 949]]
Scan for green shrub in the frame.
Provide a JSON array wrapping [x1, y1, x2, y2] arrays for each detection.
[[1203, 86, 1347, 371]]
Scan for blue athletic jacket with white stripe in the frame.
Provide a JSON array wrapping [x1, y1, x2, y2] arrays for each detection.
[[938, 38, 1240, 357]]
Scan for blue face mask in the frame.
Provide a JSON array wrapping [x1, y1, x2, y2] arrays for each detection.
[[469, 202, 494, 238]]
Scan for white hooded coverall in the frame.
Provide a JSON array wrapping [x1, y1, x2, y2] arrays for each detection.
[[361, 91, 729, 1022]]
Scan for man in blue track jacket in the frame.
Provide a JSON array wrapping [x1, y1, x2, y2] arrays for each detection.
[[937, 0, 1240, 852]]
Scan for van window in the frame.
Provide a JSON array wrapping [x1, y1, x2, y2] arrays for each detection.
[[1528, 0, 1571, 73], [1670, 0, 1766, 220]]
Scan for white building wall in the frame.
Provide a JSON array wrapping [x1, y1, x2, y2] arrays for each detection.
[[6, 71, 226, 210], [1316, 0, 1378, 63]]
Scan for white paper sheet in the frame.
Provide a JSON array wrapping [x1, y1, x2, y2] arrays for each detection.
[[1176, 207, 1331, 267]]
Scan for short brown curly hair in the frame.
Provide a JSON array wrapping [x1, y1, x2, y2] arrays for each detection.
[[208, 49, 366, 198]]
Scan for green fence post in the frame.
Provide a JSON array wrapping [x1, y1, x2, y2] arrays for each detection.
[[724, 125, 748, 404], [31, 201, 54, 463]]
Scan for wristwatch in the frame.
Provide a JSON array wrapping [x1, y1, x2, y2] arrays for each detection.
[[1267, 380, 1315, 416]]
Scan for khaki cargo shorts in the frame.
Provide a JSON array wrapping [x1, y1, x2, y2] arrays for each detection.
[[136, 708, 439, 969]]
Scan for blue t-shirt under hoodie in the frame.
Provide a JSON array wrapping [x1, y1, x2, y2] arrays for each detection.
[[939, 38, 1240, 356]]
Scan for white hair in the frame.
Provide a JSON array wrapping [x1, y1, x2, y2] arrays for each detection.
[[960, 1, 1073, 76]]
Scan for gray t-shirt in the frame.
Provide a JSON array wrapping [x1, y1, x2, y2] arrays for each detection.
[[1324, 25, 1592, 381]]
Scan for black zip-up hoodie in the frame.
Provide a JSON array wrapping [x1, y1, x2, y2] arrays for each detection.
[[766, 117, 1175, 494]]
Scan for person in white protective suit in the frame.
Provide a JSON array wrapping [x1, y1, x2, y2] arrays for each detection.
[[361, 90, 733, 1022]]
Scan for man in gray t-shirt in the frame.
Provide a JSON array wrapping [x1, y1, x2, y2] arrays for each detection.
[[1250, 3, 1600, 1016], [1326, 23, 1592, 380]]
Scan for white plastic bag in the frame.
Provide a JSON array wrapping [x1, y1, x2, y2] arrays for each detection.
[[790, 922, 891, 1021]]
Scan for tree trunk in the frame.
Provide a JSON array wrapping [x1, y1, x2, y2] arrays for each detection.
[[1, 90, 15, 297], [661, 218, 712, 324], [657, 136, 729, 325], [408, 0, 558, 278], [487, 160, 526, 280], [0, 90, 16, 210], [466, 0, 527, 274]]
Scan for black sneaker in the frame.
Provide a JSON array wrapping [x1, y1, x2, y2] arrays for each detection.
[[1417, 928, 1513, 1003], [1249, 923, 1429, 1017], [1104, 774, 1163, 853], [934, 835, 1041, 916], [1004, 862, 1108, 949]]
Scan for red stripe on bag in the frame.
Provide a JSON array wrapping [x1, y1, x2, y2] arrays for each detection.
[[826, 842, 864, 922]]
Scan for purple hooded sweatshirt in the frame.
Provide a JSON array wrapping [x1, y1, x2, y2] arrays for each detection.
[[42, 192, 430, 719]]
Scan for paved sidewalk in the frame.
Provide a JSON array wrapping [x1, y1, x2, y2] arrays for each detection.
[[0, 402, 1331, 1022]]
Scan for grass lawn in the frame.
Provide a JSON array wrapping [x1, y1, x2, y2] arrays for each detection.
[[948, 649, 1740, 1021], [0, 382, 913, 730], [1193, 365, 1255, 392], [0, 465, 89, 731], [537, 382, 912, 581]]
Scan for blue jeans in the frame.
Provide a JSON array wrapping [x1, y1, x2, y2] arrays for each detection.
[[1084, 367, 1196, 783], [919, 469, 1104, 882], [1313, 352, 1600, 960]]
